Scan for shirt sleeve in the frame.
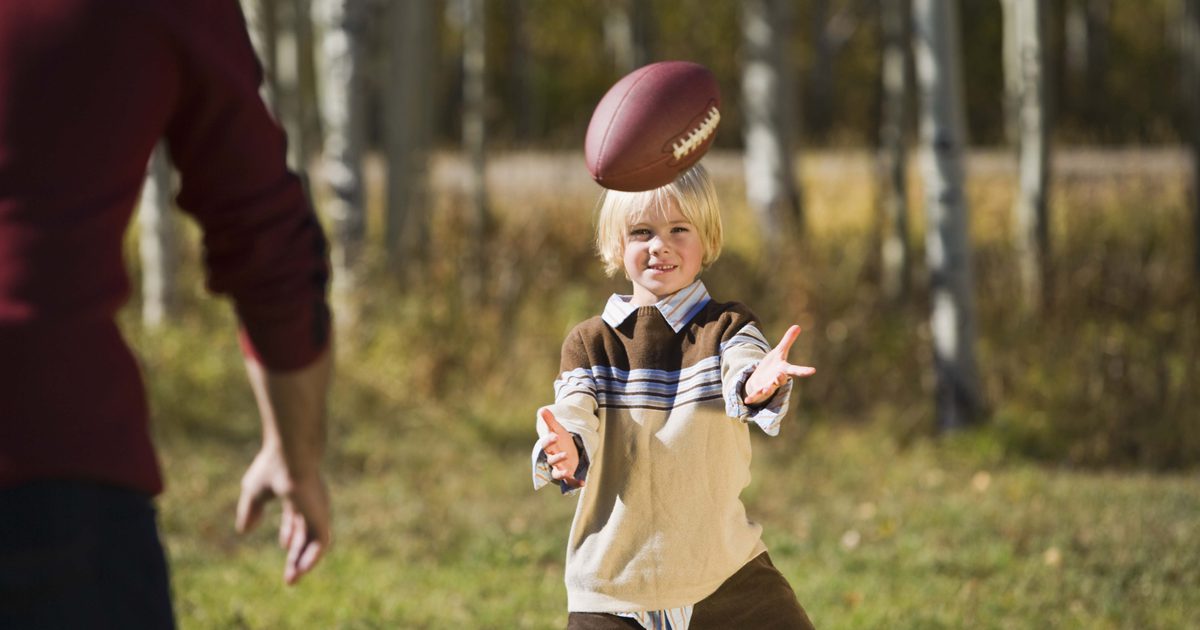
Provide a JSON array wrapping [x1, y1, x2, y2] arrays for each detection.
[[720, 321, 793, 436], [532, 328, 602, 494], [164, 1, 330, 371]]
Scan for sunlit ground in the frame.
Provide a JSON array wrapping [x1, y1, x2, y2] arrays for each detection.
[[126, 148, 1199, 628]]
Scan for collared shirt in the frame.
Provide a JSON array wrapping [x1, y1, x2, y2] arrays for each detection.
[[600, 279, 712, 333]]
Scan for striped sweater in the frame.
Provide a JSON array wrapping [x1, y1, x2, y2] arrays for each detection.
[[532, 281, 792, 614]]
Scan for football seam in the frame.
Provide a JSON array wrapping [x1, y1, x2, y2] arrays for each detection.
[[671, 106, 720, 161], [594, 64, 667, 181]]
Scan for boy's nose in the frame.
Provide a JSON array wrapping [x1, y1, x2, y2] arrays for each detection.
[[649, 235, 669, 253]]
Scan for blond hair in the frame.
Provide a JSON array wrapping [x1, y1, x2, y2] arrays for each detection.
[[594, 164, 723, 277]]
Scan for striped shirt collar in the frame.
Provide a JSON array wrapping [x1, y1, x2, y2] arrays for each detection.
[[601, 279, 712, 333]]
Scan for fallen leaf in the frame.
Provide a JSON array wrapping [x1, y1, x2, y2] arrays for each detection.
[[1044, 546, 1062, 567], [841, 529, 862, 550], [972, 470, 992, 493]]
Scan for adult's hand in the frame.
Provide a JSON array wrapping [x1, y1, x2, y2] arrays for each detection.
[[235, 346, 332, 585], [236, 448, 331, 585]]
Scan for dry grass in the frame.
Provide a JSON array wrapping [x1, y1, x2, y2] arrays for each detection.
[[121, 147, 1199, 627]]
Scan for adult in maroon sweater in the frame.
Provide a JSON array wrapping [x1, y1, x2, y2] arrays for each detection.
[[0, 1, 334, 626]]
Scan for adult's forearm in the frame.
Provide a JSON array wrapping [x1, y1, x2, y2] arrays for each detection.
[[243, 346, 332, 477]]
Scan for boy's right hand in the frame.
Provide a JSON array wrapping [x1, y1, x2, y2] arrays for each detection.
[[537, 408, 584, 488]]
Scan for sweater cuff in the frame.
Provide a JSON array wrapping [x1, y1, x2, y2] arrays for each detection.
[[237, 298, 331, 371], [532, 433, 590, 495], [725, 362, 792, 436]]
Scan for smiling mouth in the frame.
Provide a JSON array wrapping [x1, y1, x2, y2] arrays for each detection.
[[648, 264, 677, 272]]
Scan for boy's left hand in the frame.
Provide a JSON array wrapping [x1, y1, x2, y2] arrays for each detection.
[[744, 325, 816, 406]]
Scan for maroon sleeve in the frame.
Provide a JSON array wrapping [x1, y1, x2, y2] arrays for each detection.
[[163, 1, 330, 371]]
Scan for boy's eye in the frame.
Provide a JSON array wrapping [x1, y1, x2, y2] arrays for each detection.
[[671, 226, 690, 233], [629, 228, 651, 239]]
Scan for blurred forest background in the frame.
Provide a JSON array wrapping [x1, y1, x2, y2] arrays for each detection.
[[127, 0, 1198, 627]]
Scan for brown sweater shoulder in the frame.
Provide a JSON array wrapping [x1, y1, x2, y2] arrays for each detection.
[[696, 299, 761, 334], [557, 299, 764, 374]]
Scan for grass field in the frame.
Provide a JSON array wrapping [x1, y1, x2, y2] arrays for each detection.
[[150, 402, 1200, 628], [126, 149, 1200, 628]]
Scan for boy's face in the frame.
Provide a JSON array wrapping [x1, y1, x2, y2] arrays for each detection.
[[623, 199, 704, 306]]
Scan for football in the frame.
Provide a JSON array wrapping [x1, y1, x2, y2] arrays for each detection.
[[585, 61, 721, 192]]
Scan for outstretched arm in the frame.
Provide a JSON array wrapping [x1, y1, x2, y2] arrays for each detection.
[[532, 327, 602, 492], [743, 325, 816, 406], [235, 347, 333, 586]]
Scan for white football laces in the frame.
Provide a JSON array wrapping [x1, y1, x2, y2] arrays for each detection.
[[671, 106, 721, 161]]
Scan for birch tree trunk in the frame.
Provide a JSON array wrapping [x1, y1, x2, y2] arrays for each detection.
[[808, 0, 866, 143], [242, 0, 317, 174], [1012, 0, 1051, 312], [1184, 0, 1200, 283], [462, 0, 488, 299], [385, 0, 435, 269], [139, 146, 176, 329], [242, 0, 280, 114], [316, 0, 366, 305], [1000, 0, 1021, 145], [742, 0, 804, 250], [1065, 0, 1111, 128], [912, 0, 983, 430], [879, 0, 912, 301], [294, 0, 320, 169], [604, 0, 655, 74], [508, 0, 533, 142], [810, 0, 835, 141]]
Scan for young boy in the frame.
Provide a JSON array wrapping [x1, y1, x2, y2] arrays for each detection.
[[532, 163, 817, 629]]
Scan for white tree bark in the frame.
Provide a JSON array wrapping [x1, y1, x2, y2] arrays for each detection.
[[912, 0, 983, 430], [1000, 0, 1021, 145], [242, 0, 280, 113], [316, 0, 367, 297], [1012, 0, 1051, 311], [463, 0, 488, 235], [242, 0, 317, 173], [294, 0, 320, 169], [139, 146, 176, 329], [462, 0, 488, 298], [604, 0, 654, 74], [879, 0, 911, 300], [1065, 0, 1112, 126], [742, 0, 804, 249], [809, 0, 865, 141], [1065, 0, 1111, 84], [385, 0, 434, 267]]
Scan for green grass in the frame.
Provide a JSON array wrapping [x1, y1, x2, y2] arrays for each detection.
[[147, 365, 1200, 628], [122, 150, 1200, 627], [132, 300, 1199, 628]]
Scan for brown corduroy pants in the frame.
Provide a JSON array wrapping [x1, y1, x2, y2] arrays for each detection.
[[566, 552, 815, 630]]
